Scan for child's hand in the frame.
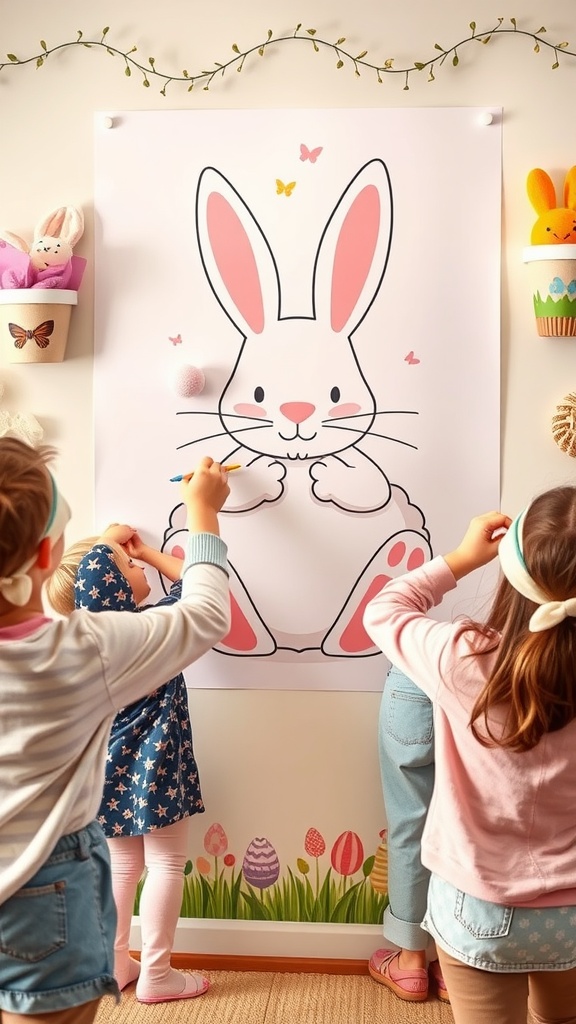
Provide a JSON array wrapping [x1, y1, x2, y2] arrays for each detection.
[[122, 531, 147, 560], [101, 523, 137, 547], [444, 511, 512, 581], [182, 457, 230, 535]]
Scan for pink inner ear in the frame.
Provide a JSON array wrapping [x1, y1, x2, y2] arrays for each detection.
[[331, 185, 380, 333], [207, 192, 264, 334]]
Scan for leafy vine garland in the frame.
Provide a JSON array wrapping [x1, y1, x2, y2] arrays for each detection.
[[1, 18, 573, 94]]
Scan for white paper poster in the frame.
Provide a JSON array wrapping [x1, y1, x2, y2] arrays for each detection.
[[94, 107, 501, 690]]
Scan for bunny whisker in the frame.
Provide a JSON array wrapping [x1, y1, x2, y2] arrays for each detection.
[[366, 430, 419, 450], [324, 422, 418, 450], [323, 409, 418, 423], [177, 410, 274, 424], [177, 422, 273, 451]]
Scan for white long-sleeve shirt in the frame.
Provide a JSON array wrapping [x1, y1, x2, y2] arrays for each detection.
[[0, 533, 229, 904], [363, 556, 576, 907]]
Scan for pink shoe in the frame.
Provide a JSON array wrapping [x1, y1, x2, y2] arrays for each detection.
[[429, 959, 450, 1003], [368, 948, 428, 1002], [136, 972, 210, 1004]]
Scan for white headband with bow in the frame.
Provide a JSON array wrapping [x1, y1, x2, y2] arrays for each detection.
[[498, 509, 576, 633]]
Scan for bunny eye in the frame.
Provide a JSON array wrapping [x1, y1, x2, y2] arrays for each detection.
[[546, 227, 551, 232], [330, 387, 341, 403], [254, 386, 265, 403]]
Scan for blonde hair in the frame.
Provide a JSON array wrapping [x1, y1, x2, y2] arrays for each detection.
[[0, 438, 56, 579], [47, 535, 129, 615], [46, 536, 98, 614]]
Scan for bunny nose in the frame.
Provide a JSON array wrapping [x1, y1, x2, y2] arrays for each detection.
[[280, 402, 316, 424]]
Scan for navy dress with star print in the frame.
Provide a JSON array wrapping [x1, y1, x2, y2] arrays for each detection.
[[75, 543, 204, 837]]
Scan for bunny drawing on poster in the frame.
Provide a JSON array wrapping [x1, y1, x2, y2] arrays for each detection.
[[163, 158, 432, 659]]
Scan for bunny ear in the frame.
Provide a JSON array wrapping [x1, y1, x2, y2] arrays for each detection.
[[313, 159, 393, 335], [196, 167, 280, 337], [564, 166, 576, 211], [526, 169, 557, 214], [34, 206, 84, 246], [0, 230, 30, 253]]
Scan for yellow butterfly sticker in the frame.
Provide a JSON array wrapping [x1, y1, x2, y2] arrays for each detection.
[[276, 179, 297, 197]]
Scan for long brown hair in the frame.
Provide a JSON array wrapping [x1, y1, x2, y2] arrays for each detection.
[[467, 486, 576, 752]]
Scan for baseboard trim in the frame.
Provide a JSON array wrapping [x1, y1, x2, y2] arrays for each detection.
[[132, 952, 368, 975]]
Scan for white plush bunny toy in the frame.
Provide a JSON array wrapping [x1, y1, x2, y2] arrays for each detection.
[[0, 206, 84, 270]]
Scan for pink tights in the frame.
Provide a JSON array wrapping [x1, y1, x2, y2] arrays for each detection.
[[107, 819, 205, 1000]]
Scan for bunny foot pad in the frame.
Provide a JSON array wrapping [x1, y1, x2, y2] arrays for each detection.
[[321, 531, 432, 656]]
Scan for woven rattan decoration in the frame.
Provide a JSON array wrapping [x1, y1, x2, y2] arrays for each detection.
[[552, 393, 576, 457]]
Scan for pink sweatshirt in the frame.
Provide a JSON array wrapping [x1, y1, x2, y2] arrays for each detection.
[[363, 555, 576, 907]]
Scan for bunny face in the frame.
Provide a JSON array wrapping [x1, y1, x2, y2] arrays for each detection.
[[29, 236, 73, 271], [527, 166, 576, 245], [219, 319, 376, 461]]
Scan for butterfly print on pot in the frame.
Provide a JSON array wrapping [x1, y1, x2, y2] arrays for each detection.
[[8, 320, 54, 350]]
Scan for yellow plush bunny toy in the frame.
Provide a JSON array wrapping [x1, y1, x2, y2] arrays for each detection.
[[527, 166, 576, 244]]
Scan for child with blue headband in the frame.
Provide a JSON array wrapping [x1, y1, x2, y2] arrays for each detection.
[[363, 488, 576, 1024], [0, 439, 230, 1024]]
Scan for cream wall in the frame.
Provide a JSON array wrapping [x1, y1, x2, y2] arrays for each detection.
[[2, 0, 576, 958]]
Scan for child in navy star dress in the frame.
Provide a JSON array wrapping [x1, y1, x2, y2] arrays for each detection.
[[47, 524, 210, 1005]]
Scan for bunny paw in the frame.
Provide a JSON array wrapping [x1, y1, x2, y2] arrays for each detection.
[[321, 530, 432, 657], [215, 564, 277, 656]]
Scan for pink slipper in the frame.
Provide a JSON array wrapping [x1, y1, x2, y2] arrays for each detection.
[[136, 972, 210, 1004], [429, 959, 450, 1003], [368, 948, 428, 1002]]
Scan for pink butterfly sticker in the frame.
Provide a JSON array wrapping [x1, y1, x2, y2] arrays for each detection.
[[404, 351, 420, 365], [300, 144, 323, 164], [169, 334, 183, 346]]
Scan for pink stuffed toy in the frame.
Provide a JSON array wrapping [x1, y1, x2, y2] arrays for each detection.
[[0, 206, 84, 288]]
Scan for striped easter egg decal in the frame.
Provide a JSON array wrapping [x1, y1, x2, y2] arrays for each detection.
[[242, 836, 280, 889]]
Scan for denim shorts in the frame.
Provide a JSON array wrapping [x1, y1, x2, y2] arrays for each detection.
[[0, 820, 120, 1014], [423, 872, 576, 972]]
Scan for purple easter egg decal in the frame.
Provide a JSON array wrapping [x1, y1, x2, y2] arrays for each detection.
[[242, 836, 280, 890]]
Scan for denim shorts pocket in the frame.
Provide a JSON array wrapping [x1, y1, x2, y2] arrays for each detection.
[[454, 889, 513, 938], [0, 881, 67, 961], [385, 690, 433, 746]]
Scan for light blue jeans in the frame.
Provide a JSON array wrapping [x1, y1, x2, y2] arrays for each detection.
[[378, 665, 434, 951], [0, 821, 119, 1015]]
